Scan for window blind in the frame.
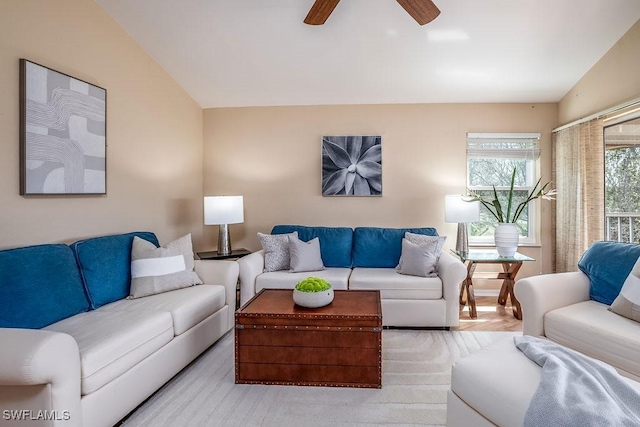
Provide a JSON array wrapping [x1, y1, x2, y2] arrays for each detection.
[[467, 133, 541, 160]]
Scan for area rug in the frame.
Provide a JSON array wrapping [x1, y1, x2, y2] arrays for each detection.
[[122, 330, 519, 426]]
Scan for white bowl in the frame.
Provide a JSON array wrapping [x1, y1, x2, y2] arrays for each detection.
[[293, 288, 334, 308]]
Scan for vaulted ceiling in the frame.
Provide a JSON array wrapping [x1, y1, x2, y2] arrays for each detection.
[[94, 0, 640, 108]]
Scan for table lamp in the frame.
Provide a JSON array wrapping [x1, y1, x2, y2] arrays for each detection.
[[445, 195, 479, 257], [204, 196, 244, 256]]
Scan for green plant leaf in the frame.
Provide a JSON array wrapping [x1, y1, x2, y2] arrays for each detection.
[[491, 186, 504, 222], [467, 167, 555, 228], [506, 168, 516, 222]]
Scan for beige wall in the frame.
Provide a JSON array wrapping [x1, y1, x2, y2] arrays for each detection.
[[559, 19, 640, 124], [10, 0, 631, 287], [0, 0, 203, 249], [203, 103, 558, 287]]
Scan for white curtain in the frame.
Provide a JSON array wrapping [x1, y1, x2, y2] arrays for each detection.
[[552, 119, 605, 273]]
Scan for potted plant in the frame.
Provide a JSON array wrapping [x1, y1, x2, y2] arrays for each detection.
[[293, 277, 334, 308], [466, 167, 556, 257]]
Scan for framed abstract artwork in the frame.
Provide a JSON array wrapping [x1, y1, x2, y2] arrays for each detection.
[[20, 59, 107, 195], [322, 135, 382, 196]]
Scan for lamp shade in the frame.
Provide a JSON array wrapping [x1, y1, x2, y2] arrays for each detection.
[[204, 196, 244, 225], [445, 195, 479, 223]]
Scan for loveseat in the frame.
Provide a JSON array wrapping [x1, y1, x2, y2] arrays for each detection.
[[447, 241, 640, 426], [0, 231, 239, 427], [238, 225, 467, 328], [515, 241, 640, 381]]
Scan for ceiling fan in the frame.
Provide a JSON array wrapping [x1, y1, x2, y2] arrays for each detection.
[[304, 0, 440, 26]]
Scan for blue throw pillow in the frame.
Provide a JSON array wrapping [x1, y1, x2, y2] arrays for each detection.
[[71, 231, 159, 309], [578, 241, 640, 305], [0, 244, 90, 329], [271, 225, 353, 268], [353, 227, 439, 268]]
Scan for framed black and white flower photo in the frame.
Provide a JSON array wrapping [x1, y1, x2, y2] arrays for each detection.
[[322, 135, 382, 196], [20, 59, 107, 195]]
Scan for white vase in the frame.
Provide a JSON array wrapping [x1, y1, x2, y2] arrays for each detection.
[[494, 223, 519, 257], [293, 288, 334, 308]]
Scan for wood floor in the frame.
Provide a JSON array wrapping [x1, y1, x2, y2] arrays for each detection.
[[454, 296, 523, 332]]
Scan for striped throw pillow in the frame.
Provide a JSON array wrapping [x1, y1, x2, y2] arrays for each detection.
[[609, 256, 640, 323], [129, 234, 202, 299]]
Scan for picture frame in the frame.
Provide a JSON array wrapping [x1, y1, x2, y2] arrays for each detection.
[[20, 59, 107, 195], [321, 135, 382, 196]]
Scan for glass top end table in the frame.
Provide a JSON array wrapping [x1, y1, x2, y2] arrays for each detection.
[[452, 249, 535, 320], [453, 249, 535, 263]]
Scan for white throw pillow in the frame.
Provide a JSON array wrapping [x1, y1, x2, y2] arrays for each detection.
[[289, 236, 325, 273], [129, 234, 202, 299], [397, 238, 438, 277], [258, 231, 298, 272], [397, 232, 446, 272], [609, 256, 640, 323]]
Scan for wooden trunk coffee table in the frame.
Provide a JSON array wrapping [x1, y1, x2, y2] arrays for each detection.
[[235, 289, 382, 388]]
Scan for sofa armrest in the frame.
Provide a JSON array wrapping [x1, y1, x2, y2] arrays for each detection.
[[0, 328, 81, 426], [438, 252, 467, 327], [194, 259, 240, 331], [514, 271, 590, 337], [238, 250, 265, 307]]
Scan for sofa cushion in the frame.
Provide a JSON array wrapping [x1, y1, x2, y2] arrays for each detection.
[[45, 309, 173, 395], [352, 227, 438, 268], [577, 241, 640, 305], [272, 225, 353, 268], [255, 268, 351, 292], [129, 234, 202, 299], [0, 244, 90, 329], [610, 256, 640, 323], [349, 268, 442, 299], [71, 231, 159, 309], [545, 300, 640, 379], [103, 284, 226, 335]]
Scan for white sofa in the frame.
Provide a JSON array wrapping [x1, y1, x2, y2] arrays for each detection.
[[446, 334, 640, 427], [447, 268, 640, 426], [239, 249, 466, 328], [515, 271, 640, 381], [0, 259, 238, 427]]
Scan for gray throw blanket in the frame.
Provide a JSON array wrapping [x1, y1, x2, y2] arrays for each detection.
[[514, 336, 640, 427]]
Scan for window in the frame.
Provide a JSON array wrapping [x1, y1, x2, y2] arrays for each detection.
[[604, 116, 640, 243], [466, 133, 541, 245]]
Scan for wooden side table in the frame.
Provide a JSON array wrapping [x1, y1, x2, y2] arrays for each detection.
[[453, 249, 535, 320], [197, 248, 251, 260]]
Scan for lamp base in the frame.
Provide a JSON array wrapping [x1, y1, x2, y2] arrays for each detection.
[[455, 222, 469, 257], [217, 224, 232, 256]]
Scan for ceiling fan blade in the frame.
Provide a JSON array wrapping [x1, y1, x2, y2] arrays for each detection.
[[304, 0, 341, 25], [395, 0, 440, 25]]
